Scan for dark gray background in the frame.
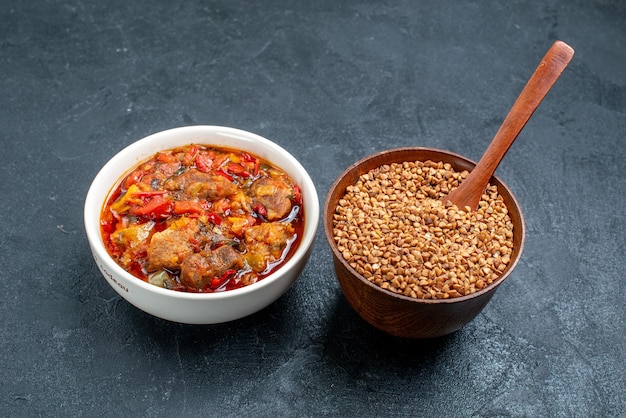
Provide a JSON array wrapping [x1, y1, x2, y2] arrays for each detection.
[[1, 1, 624, 416]]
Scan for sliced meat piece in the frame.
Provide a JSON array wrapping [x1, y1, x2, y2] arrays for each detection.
[[147, 218, 201, 272], [179, 245, 243, 289], [244, 222, 295, 251], [164, 169, 237, 199], [244, 222, 296, 269], [249, 177, 292, 220]]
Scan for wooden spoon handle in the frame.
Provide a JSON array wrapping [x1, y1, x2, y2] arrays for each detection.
[[444, 40, 575, 210]]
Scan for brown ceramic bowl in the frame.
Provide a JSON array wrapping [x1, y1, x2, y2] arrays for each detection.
[[323, 147, 525, 339]]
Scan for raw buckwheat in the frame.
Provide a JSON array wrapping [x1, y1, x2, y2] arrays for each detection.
[[332, 160, 514, 299]]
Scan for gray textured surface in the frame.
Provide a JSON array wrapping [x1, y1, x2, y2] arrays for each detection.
[[1, 1, 625, 416]]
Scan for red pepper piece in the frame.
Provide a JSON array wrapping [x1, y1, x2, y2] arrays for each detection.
[[225, 162, 250, 177], [210, 269, 237, 290], [123, 170, 144, 189], [182, 145, 198, 166], [241, 153, 258, 176], [195, 153, 212, 173], [213, 154, 229, 167], [240, 152, 256, 163], [129, 195, 172, 217], [227, 162, 244, 172], [100, 211, 116, 235], [216, 169, 233, 182], [173, 200, 204, 215], [156, 152, 177, 163], [293, 184, 302, 204], [206, 212, 222, 225], [253, 203, 268, 218]]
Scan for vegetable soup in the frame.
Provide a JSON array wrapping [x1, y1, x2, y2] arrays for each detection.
[[100, 144, 304, 293]]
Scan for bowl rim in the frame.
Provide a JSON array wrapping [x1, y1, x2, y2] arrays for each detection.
[[84, 125, 320, 300], [323, 146, 526, 305]]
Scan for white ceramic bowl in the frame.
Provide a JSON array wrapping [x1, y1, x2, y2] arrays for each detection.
[[84, 126, 319, 324]]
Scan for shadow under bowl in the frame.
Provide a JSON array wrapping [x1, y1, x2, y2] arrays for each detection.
[[323, 147, 525, 339]]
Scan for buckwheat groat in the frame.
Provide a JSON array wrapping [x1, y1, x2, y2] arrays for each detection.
[[332, 160, 514, 300]]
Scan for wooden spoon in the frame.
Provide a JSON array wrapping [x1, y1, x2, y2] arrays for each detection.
[[443, 40, 574, 211]]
